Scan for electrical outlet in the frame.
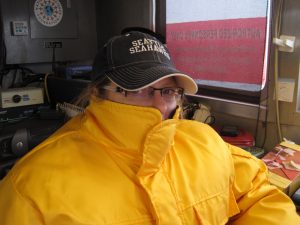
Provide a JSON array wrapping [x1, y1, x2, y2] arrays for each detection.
[[274, 78, 295, 102]]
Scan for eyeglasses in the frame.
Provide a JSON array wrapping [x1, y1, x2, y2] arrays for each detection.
[[102, 86, 184, 102]]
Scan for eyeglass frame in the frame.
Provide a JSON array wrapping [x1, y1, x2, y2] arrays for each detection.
[[101, 85, 185, 102]]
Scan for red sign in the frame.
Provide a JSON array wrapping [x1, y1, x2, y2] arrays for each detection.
[[167, 18, 267, 84]]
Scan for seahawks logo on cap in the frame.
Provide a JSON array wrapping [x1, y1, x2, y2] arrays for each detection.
[[129, 38, 170, 60]]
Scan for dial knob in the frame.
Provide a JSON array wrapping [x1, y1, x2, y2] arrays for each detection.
[[12, 94, 21, 103]]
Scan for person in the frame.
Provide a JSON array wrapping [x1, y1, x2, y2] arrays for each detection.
[[0, 30, 299, 225]]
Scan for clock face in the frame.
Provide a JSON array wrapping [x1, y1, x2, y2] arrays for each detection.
[[34, 0, 63, 27]]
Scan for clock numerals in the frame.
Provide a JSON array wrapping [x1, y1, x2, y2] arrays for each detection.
[[34, 0, 63, 27]]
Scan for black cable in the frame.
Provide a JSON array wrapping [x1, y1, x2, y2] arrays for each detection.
[[10, 68, 17, 88], [18, 65, 34, 74], [182, 103, 199, 119], [0, 65, 41, 88], [205, 115, 215, 125], [21, 73, 45, 86], [2, 43, 6, 66], [254, 90, 262, 146], [52, 47, 56, 73], [261, 105, 269, 149], [260, 74, 270, 149], [0, 67, 10, 87]]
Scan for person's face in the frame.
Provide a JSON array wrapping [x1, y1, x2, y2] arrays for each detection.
[[106, 77, 180, 120]]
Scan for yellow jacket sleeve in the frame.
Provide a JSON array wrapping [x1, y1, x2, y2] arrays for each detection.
[[0, 174, 43, 225], [228, 144, 300, 225]]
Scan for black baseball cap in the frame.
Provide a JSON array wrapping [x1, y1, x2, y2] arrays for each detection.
[[92, 31, 198, 94]]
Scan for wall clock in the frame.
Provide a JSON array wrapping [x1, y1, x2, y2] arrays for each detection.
[[34, 0, 63, 27]]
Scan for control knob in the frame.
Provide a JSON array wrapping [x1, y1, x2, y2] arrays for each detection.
[[12, 94, 21, 103]]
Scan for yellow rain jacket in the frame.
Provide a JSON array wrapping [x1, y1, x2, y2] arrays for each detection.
[[0, 99, 299, 225]]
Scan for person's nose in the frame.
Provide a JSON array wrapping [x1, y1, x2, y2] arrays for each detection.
[[151, 92, 168, 117]]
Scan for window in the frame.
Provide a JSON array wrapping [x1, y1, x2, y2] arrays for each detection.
[[166, 0, 271, 103]]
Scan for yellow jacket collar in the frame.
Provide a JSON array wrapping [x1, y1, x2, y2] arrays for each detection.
[[82, 98, 180, 174]]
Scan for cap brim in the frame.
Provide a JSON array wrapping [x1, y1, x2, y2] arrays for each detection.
[[105, 63, 198, 94]]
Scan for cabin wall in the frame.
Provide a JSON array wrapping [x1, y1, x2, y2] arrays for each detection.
[[95, 0, 153, 49]]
